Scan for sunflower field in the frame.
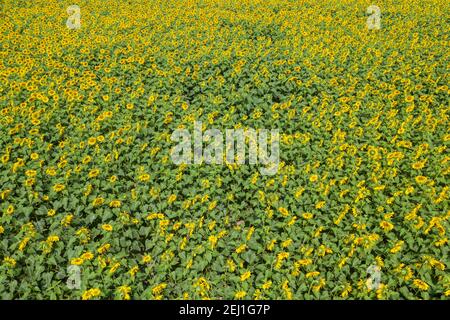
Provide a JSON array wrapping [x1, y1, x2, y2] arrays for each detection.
[[0, 0, 449, 300]]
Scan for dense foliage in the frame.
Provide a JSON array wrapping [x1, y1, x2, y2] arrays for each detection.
[[0, 0, 449, 299]]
